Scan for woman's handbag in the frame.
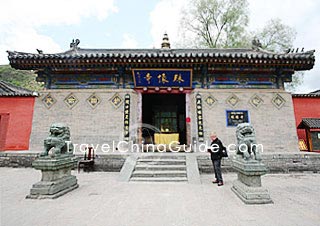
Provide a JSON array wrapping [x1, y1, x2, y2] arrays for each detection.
[[221, 146, 228, 158]]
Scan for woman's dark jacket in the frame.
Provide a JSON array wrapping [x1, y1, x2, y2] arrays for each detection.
[[209, 138, 224, 160]]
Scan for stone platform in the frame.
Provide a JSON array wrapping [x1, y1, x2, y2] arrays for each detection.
[[1, 151, 320, 173], [26, 155, 78, 199], [231, 157, 273, 204]]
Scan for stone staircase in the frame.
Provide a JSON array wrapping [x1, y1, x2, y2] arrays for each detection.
[[130, 155, 188, 182]]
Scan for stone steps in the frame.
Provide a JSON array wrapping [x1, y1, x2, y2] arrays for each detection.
[[135, 165, 187, 171], [130, 177, 188, 182], [137, 155, 186, 159], [136, 159, 186, 165], [130, 155, 188, 182], [132, 170, 187, 177]]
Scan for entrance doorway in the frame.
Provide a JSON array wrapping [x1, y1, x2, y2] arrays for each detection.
[[142, 94, 186, 145]]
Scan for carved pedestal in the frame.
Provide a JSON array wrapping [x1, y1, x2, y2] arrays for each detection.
[[231, 156, 273, 204], [26, 154, 78, 199]]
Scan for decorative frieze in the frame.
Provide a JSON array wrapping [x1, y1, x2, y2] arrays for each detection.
[[42, 93, 56, 109], [226, 94, 240, 107], [64, 93, 79, 109], [87, 93, 101, 109], [109, 93, 123, 109], [250, 94, 263, 108], [204, 95, 217, 108], [272, 94, 286, 109]]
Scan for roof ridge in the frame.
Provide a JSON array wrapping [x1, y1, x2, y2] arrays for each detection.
[[7, 47, 315, 71], [8, 48, 316, 56], [292, 93, 320, 97]]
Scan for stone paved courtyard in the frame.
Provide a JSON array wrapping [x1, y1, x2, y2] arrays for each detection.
[[1, 167, 319, 226]]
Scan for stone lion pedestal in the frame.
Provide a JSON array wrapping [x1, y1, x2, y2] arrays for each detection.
[[26, 154, 78, 199], [232, 156, 273, 204], [27, 123, 79, 199]]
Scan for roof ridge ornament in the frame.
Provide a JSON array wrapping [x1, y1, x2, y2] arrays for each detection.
[[251, 37, 279, 54], [251, 38, 262, 50], [70, 39, 80, 50], [285, 47, 312, 54], [161, 32, 171, 49]]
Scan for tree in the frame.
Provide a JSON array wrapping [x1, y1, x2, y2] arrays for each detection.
[[179, 0, 250, 48], [253, 19, 302, 92], [253, 18, 297, 53], [178, 0, 302, 91], [284, 72, 304, 92], [0, 65, 44, 91]]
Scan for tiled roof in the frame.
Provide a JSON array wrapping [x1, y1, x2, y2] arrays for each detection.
[[292, 90, 320, 98], [8, 47, 315, 61], [7, 47, 315, 71], [292, 94, 320, 98], [0, 81, 37, 97], [297, 118, 320, 129], [310, 90, 320, 94]]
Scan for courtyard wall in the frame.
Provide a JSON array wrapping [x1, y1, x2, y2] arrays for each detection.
[[0, 97, 35, 150]]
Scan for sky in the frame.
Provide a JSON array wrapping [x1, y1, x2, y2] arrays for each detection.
[[0, 0, 319, 93]]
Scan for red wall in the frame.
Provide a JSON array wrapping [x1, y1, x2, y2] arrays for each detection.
[[292, 97, 320, 148], [0, 97, 35, 150]]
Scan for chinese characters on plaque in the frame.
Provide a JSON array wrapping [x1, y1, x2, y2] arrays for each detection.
[[196, 94, 204, 142], [87, 93, 101, 109], [42, 93, 56, 109], [64, 93, 79, 109], [110, 93, 123, 109], [123, 94, 130, 141], [132, 69, 192, 88], [226, 110, 249, 127]]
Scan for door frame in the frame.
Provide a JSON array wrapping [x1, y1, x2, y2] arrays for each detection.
[[138, 92, 190, 145]]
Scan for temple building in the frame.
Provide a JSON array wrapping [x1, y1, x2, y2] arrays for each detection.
[[292, 91, 320, 152], [7, 34, 315, 153]]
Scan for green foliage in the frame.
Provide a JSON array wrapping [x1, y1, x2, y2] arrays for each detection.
[[0, 65, 44, 91], [254, 18, 297, 52], [284, 72, 304, 92], [179, 0, 302, 91], [254, 19, 302, 92], [180, 0, 250, 48]]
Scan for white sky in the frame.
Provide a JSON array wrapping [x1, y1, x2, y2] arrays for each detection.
[[0, 0, 319, 93]]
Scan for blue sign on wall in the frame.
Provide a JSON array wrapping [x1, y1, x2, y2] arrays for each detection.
[[132, 69, 192, 88], [226, 110, 249, 127]]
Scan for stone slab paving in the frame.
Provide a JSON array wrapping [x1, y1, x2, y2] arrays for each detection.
[[1, 168, 319, 226]]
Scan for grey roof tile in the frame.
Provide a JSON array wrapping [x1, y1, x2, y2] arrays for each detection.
[[0, 81, 37, 97], [7, 48, 316, 60], [7, 47, 315, 71], [297, 118, 320, 129]]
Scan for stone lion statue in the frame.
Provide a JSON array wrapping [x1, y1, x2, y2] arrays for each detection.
[[40, 123, 73, 157], [236, 123, 261, 161]]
